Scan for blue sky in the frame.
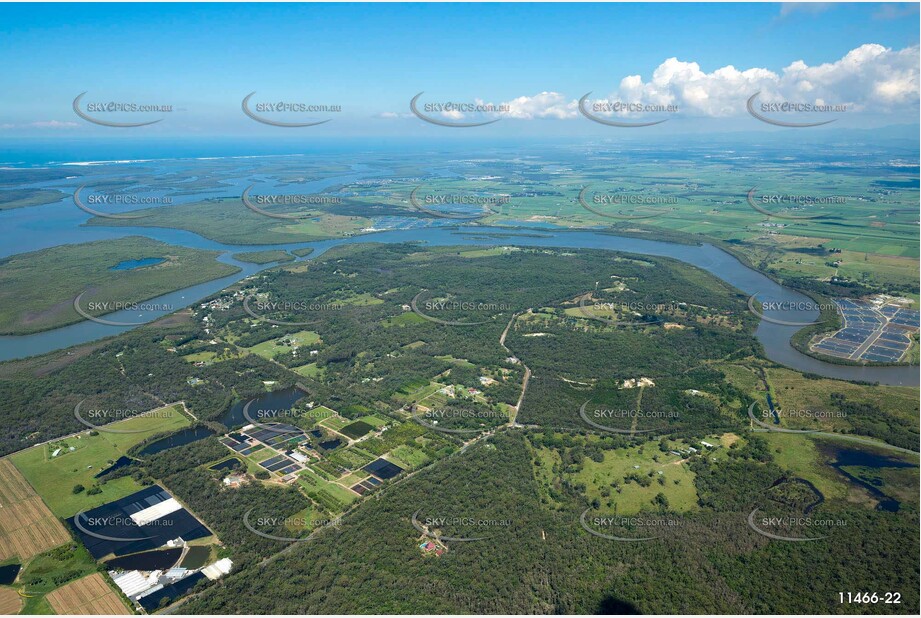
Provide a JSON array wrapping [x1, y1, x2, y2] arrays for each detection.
[[1, 2, 918, 136]]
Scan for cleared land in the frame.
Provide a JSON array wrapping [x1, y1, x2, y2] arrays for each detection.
[[9, 404, 191, 517], [0, 587, 22, 614], [45, 573, 130, 615], [0, 458, 71, 561]]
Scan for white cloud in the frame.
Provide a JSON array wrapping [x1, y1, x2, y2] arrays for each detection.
[[601, 43, 919, 117], [499, 92, 578, 119]]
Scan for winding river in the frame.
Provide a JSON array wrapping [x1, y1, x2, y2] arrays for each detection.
[[0, 223, 917, 386], [0, 162, 916, 386]]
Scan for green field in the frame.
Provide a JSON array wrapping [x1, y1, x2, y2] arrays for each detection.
[[297, 466, 358, 511], [568, 440, 699, 515], [0, 237, 240, 335], [246, 330, 321, 361], [318, 414, 350, 431], [293, 362, 324, 378], [358, 414, 389, 428], [386, 444, 431, 470], [9, 404, 191, 517]]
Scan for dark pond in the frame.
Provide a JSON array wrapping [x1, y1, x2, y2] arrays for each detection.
[[222, 386, 304, 429], [138, 425, 216, 456], [137, 386, 304, 456], [319, 438, 342, 451], [94, 455, 135, 478], [209, 457, 243, 471], [105, 548, 182, 571], [180, 545, 211, 569], [0, 563, 21, 585]]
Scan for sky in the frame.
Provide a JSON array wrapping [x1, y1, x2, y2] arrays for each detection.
[[0, 2, 918, 137]]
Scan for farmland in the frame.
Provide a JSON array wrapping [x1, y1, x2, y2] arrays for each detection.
[[9, 404, 192, 517], [45, 572, 130, 615], [0, 587, 22, 614], [0, 459, 71, 562]]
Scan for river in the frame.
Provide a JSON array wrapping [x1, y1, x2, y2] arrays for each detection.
[[0, 165, 916, 386]]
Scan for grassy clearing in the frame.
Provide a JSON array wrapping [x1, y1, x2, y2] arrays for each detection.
[[760, 433, 848, 500], [247, 330, 321, 361], [386, 445, 431, 470], [293, 362, 323, 378], [297, 467, 358, 511], [10, 404, 190, 517], [571, 440, 699, 515], [318, 415, 350, 431], [382, 312, 427, 327]]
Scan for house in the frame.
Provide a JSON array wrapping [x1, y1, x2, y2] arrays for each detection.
[[222, 475, 245, 488], [700, 441, 715, 448]]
